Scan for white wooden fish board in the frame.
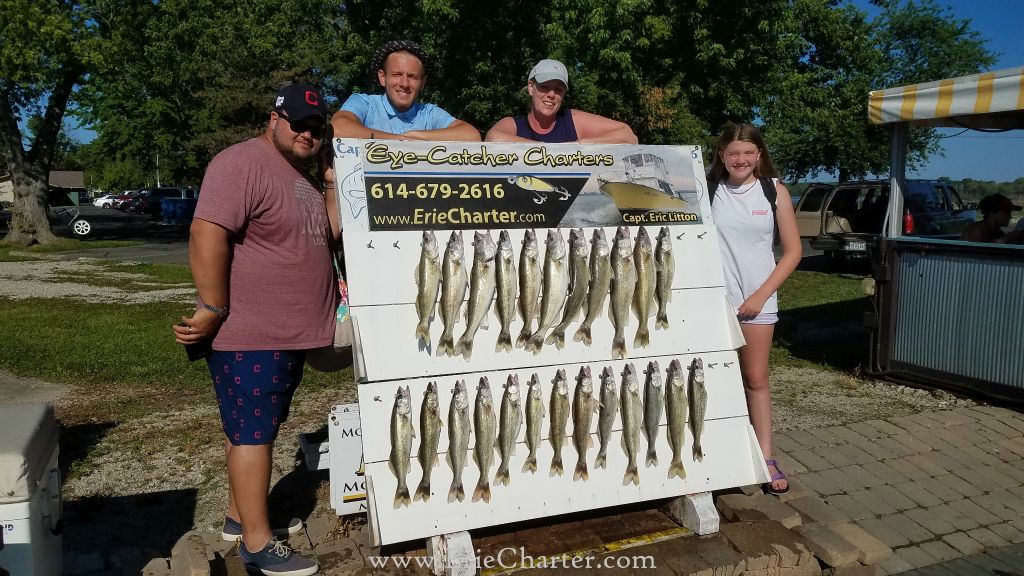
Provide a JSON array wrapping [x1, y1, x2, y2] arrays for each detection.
[[331, 139, 770, 547]]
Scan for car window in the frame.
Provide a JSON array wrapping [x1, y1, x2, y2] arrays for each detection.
[[798, 186, 829, 212], [945, 186, 965, 211], [906, 184, 943, 213]]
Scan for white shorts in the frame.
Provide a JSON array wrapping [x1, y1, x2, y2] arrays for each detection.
[[739, 312, 778, 325]]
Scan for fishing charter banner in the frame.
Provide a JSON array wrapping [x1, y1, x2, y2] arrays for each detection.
[[332, 140, 709, 232]]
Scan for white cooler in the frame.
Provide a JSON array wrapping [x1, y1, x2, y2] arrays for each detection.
[[0, 403, 62, 576]]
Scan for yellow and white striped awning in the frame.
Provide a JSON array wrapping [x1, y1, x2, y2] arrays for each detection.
[[868, 66, 1024, 129]]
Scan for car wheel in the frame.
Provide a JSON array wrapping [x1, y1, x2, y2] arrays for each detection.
[[102, 202, 111, 209], [71, 219, 92, 236]]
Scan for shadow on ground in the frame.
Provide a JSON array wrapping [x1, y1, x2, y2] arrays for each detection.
[[774, 295, 873, 373], [64, 489, 198, 573]]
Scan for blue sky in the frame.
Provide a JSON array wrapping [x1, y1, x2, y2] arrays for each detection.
[[855, 0, 1024, 182]]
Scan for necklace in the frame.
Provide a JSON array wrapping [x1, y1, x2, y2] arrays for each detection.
[[724, 178, 758, 195]]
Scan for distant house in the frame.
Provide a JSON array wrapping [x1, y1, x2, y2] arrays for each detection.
[[0, 173, 11, 205], [0, 171, 88, 206], [48, 170, 87, 206]]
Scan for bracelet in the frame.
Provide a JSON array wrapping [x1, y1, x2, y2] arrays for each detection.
[[203, 304, 228, 319]]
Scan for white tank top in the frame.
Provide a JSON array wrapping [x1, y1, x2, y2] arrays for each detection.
[[712, 178, 778, 315]]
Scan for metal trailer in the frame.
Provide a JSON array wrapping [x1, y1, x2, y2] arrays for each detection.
[[866, 66, 1024, 401]]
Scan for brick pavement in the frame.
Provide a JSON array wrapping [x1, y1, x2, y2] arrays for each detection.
[[779, 405, 1024, 575], [140, 406, 1023, 576]]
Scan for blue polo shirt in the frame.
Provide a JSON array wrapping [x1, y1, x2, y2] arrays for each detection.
[[340, 93, 456, 134]]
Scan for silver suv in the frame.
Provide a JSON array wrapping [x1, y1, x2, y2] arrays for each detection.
[[795, 179, 977, 259]]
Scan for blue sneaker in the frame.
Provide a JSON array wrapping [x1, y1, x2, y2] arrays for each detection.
[[238, 538, 318, 576], [222, 516, 304, 541]]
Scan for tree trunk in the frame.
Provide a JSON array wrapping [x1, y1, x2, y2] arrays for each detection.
[[4, 161, 57, 246]]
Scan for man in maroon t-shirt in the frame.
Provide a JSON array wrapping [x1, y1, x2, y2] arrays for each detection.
[[173, 83, 337, 576]]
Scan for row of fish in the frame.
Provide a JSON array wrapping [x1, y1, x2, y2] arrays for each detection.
[[388, 358, 707, 508], [415, 226, 676, 360]]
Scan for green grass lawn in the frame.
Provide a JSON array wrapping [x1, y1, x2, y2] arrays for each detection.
[[775, 270, 871, 373], [0, 239, 141, 261]]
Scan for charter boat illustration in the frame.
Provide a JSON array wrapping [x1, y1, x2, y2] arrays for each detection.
[[598, 153, 688, 211]]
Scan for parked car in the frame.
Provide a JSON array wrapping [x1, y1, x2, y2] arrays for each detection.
[[138, 187, 198, 218], [795, 179, 977, 259], [111, 190, 142, 210], [92, 194, 119, 208]]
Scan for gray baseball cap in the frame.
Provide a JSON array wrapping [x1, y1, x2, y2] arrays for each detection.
[[529, 59, 568, 88]]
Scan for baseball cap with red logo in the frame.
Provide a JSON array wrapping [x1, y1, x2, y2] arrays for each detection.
[[273, 83, 327, 123]]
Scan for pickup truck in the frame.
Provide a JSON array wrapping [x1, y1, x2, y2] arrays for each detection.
[[795, 179, 977, 259]]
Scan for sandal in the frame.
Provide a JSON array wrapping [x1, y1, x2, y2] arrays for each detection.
[[763, 459, 790, 496]]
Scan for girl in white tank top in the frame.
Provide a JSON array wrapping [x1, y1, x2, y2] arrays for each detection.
[[708, 124, 802, 496]]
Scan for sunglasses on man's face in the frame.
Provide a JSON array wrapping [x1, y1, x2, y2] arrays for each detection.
[[276, 111, 326, 139]]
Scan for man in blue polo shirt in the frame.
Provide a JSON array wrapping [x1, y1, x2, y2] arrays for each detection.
[[332, 40, 481, 141]]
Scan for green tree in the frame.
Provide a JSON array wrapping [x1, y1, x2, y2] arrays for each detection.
[[763, 0, 994, 182], [1, 0, 89, 244]]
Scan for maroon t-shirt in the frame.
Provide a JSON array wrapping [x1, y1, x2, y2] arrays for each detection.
[[195, 136, 335, 351]]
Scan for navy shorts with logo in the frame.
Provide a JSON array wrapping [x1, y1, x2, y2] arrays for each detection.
[[207, 350, 306, 446]]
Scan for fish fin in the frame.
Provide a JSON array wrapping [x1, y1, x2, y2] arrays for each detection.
[[623, 464, 640, 486], [573, 459, 588, 482], [633, 327, 649, 349], [668, 460, 687, 480], [447, 481, 461, 503], [415, 321, 431, 343], [495, 330, 512, 353], [595, 453, 606, 469], [693, 443, 704, 462], [522, 456, 537, 474], [472, 481, 491, 503], [526, 333, 545, 354], [655, 313, 669, 331], [549, 456, 563, 477], [572, 324, 592, 345], [545, 328, 566, 349], [436, 335, 455, 357], [515, 326, 532, 348], [494, 466, 509, 486], [646, 450, 658, 468], [394, 487, 411, 509], [455, 335, 473, 360], [413, 480, 430, 502], [611, 335, 626, 360]]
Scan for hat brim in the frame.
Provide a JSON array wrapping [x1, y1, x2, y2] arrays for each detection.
[[531, 74, 568, 88]]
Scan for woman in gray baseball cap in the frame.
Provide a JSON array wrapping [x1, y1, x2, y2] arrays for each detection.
[[485, 58, 638, 144]]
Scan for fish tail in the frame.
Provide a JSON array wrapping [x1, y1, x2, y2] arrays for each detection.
[[633, 327, 650, 349], [494, 465, 510, 486], [415, 321, 430, 343], [595, 451, 607, 469], [611, 335, 626, 359], [436, 334, 455, 357], [572, 324, 592, 345], [573, 458, 588, 482], [515, 327, 532, 348], [526, 333, 545, 354], [668, 459, 687, 480], [496, 329, 513, 353], [549, 455, 563, 477], [413, 480, 431, 502], [394, 486, 411, 508], [693, 443, 704, 462], [545, 328, 566, 349], [522, 455, 537, 473], [623, 463, 640, 486], [655, 313, 669, 331], [646, 448, 658, 468], [455, 336, 473, 360], [447, 480, 464, 503], [472, 480, 491, 503]]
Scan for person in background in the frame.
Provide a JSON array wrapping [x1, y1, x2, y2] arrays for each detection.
[[173, 83, 337, 576], [960, 193, 1024, 244], [708, 123, 802, 496], [485, 58, 638, 144], [331, 40, 480, 141]]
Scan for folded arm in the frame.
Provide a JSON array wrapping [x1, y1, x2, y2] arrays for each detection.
[[572, 110, 638, 144]]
